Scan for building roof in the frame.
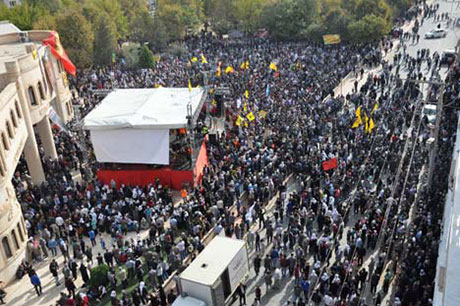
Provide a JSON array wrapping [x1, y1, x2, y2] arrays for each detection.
[[0, 21, 20, 35], [434, 119, 460, 306], [179, 237, 245, 286], [83, 87, 205, 130]]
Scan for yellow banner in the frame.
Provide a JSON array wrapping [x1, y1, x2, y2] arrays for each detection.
[[323, 34, 341, 45]]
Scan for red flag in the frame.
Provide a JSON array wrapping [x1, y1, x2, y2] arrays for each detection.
[[322, 157, 338, 171], [42, 31, 76, 76]]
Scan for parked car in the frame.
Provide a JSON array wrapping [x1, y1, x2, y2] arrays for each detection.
[[424, 29, 447, 39]]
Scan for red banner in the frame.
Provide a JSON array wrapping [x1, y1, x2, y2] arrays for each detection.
[[322, 157, 338, 171], [42, 31, 76, 76]]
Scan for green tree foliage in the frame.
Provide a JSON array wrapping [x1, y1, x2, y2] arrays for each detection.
[[348, 14, 391, 42], [93, 13, 117, 66], [232, 0, 263, 33], [262, 0, 320, 40], [54, 9, 94, 68], [89, 264, 110, 287], [138, 45, 155, 69]]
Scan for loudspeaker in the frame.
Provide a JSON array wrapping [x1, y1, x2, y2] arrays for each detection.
[[208, 133, 218, 145], [215, 93, 224, 117]]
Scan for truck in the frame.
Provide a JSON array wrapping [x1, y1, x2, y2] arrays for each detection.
[[176, 236, 249, 306]]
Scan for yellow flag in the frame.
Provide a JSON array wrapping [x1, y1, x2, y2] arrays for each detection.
[[243, 120, 248, 127], [212, 99, 216, 106], [323, 34, 341, 45], [352, 107, 362, 128], [259, 110, 267, 119], [188, 79, 192, 92], [247, 112, 255, 121], [191, 57, 198, 63], [240, 61, 249, 70], [235, 116, 244, 126], [372, 102, 378, 114], [225, 66, 234, 74], [269, 62, 278, 71], [201, 54, 208, 64], [243, 103, 247, 112], [245, 90, 249, 99], [216, 65, 221, 77], [369, 118, 375, 133]]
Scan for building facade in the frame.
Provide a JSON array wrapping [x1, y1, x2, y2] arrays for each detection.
[[1, 0, 20, 8], [0, 25, 73, 282]]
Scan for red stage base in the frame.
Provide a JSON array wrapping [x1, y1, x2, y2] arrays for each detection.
[[97, 142, 209, 190]]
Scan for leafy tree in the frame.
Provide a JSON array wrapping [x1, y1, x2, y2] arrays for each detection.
[[261, 0, 319, 40], [82, 0, 128, 40], [89, 264, 110, 287], [156, 1, 185, 41], [151, 17, 169, 51], [54, 9, 94, 68], [93, 13, 117, 66], [138, 45, 155, 69], [232, 0, 263, 33], [347, 14, 390, 42], [129, 9, 155, 43], [205, 0, 236, 34]]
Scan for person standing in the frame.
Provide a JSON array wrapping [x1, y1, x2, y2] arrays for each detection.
[[254, 255, 261, 276], [80, 262, 90, 286], [237, 282, 246, 305], [65, 276, 76, 299], [49, 259, 60, 286], [30, 273, 42, 296]]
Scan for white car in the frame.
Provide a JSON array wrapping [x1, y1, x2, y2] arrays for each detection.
[[424, 29, 447, 39], [423, 104, 437, 125]]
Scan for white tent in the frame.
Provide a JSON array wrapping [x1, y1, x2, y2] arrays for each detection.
[[83, 87, 204, 165]]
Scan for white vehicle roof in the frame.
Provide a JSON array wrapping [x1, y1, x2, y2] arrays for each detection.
[[180, 237, 246, 286]]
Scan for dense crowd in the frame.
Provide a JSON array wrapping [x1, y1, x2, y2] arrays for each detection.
[[5, 1, 457, 306]]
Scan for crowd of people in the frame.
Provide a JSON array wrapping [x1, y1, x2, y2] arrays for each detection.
[[5, 0, 457, 306]]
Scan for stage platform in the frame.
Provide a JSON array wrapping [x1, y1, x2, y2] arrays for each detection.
[[97, 141, 209, 190]]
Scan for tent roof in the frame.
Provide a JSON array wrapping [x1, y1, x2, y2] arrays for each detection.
[[83, 87, 204, 130]]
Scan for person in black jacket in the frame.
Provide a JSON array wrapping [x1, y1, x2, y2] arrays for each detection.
[[49, 259, 60, 286], [80, 262, 90, 285], [236, 282, 247, 305]]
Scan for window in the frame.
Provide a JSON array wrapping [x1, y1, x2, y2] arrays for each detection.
[[2, 237, 12, 258], [38, 82, 45, 100], [0, 158, 5, 177], [11, 230, 19, 250], [66, 102, 72, 116], [10, 110, 17, 128], [17, 223, 24, 242], [6, 121, 13, 139], [28, 86, 37, 106], [2, 133, 9, 150], [9, 1, 16, 7], [15, 101, 22, 119]]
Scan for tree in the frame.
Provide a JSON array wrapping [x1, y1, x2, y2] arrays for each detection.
[[54, 9, 94, 69], [82, 0, 128, 40], [156, 1, 185, 41], [261, 0, 319, 40], [93, 14, 117, 66], [129, 9, 155, 43], [138, 45, 155, 69], [232, 0, 263, 33], [347, 14, 390, 42], [150, 17, 169, 51]]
